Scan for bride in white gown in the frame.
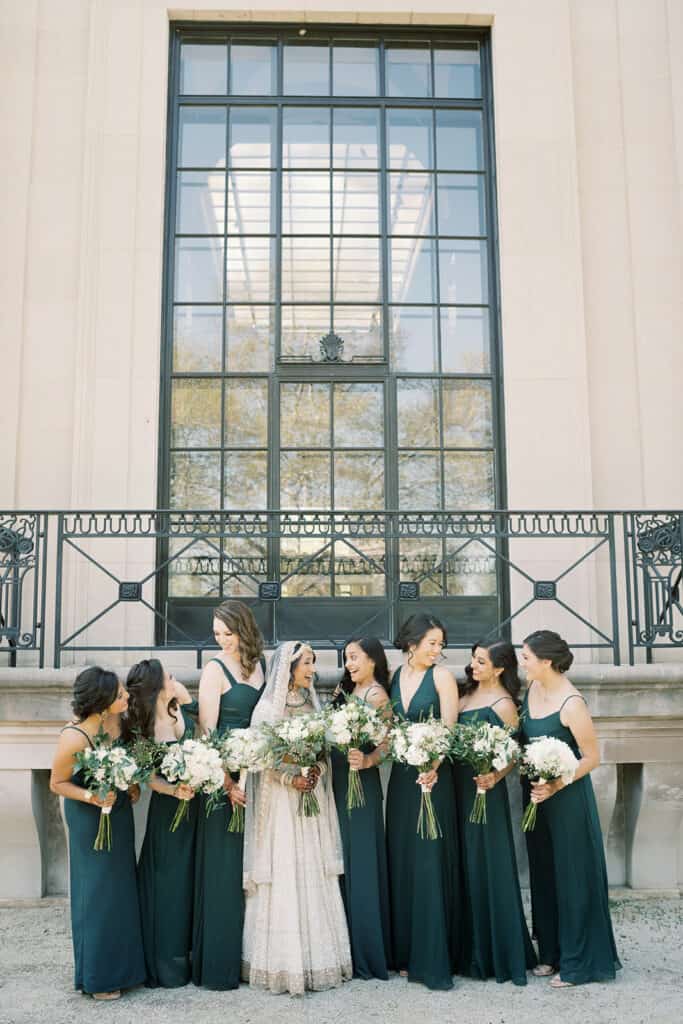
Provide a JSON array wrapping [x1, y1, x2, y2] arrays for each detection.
[[242, 641, 352, 995]]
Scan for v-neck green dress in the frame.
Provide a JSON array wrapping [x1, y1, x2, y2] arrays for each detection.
[[520, 686, 621, 984], [386, 666, 461, 990], [192, 661, 263, 990], [138, 701, 198, 987], [454, 703, 536, 985]]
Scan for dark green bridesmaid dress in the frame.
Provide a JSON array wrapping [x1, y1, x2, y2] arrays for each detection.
[[331, 727, 391, 980], [520, 686, 621, 984], [63, 726, 146, 994], [453, 703, 536, 985], [138, 701, 198, 987], [192, 662, 263, 990], [386, 667, 461, 990]]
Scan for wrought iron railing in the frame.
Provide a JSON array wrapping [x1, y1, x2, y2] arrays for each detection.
[[1, 509, 681, 667]]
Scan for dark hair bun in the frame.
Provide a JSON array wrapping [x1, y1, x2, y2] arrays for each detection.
[[394, 612, 447, 651], [523, 630, 574, 673], [71, 666, 119, 720]]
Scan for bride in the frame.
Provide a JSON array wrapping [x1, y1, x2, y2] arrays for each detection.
[[242, 641, 352, 995]]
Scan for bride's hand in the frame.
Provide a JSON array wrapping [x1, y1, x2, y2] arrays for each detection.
[[292, 774, 314, 792]]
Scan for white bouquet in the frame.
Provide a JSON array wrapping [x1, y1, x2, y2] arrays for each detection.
[[219, 726, 269, 832], [519, 736, 579, 831], [450, 720, 520, 824], [325, 696, 389, 812], [389, 716, 452, 840], [160, 736, 225, 832], [74, 732, 143, 851], [261, 712, 328, 817]]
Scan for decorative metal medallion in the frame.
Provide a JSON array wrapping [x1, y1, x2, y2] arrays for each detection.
[[259, 581, 281, 601], [398, 581, 420, 600], [534, 581, 557, 600], [319, 331, 345, 362]]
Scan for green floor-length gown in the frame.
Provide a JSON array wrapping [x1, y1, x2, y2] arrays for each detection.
[[386, 667, 461, 990], [520, 687, 621, 984], [331, 741, 391, 979], [63, 727, 146, 994], [453, 704, 536, 985], [192, 663, 263, 990], [138, 701, 198, 987]]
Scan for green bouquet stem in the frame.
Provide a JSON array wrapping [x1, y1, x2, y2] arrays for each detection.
[[297, 766, 321, 817], [93, 806, 112, 851], [346, 765, 365, 814], [227, 769, 248, 832], [169, 797, 190, 832], [417, 783, 442, 841], [521, 776, 546, 832], [470, 786, 487, 825]]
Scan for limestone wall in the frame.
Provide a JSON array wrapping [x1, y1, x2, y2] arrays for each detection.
[[1, 664, 681, 899]]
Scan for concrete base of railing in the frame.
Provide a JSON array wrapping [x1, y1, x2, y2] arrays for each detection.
[[1, 665, 682, 900]]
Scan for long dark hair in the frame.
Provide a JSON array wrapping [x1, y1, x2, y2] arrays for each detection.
[[524, 629, 574, 673], [122, 658, 174, 742], [72, 666, 119, 721], [460, 640, 522, 703], [332, 637, 390, 707], [394, 613, 447, 665]]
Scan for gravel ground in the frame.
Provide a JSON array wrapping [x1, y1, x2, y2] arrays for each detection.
[[0, 894, 681, 1024]]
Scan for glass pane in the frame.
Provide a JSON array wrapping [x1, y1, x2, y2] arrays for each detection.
[[399, 538, 443, 596], [389, 172, 434, 235], [446, 539, 496, 596], [389, 237, 436, 303], [387, 109, 433, 170], [334, 382, 384, 447], [281, 537, 331, 597], [436, 110, 484, 171], [179, 107, 226, 168], [333, 237, 381, 303], [444, 451, 495, 509], [226, 305, 272, 371], [177, 171, 225, 234], [333, 173, 380, 235], [180, 43, 227, 95], [334, 539, 386, 597], [175, 238, 224, 302], [280, 382, 331, 448], [335, 453, 384, 509], [280, 452, 331, 509], [397, 379, 440, 447], [230, 43, 276, 95], [284, 43, 330, 95], [437, 173, 486, 236], [170, 451, 220, 508], [225, 378, 268, 446], [229, 107, 276, 168], [281, 305, 330, 360], [386, 45, 431, 97], [283, 107, 331, 168], [283, 172, 330, 235], [173, 306, 222, 372], [171, 379, 221, 447], [282, 238, 331, 303], [226, 236, 274, 302], [333, 108, 380, 169], [438, 239, 488, 304], [168, 538, 220, 598], [390, 306, 438, 372], [223, 452, 267, 509], [443, 380, 493, 447], [333, 45, 379, 96], [219, 536, 268, 595], [440, 306, 490, 373], [398, 453, 441, 509], [333, 306, 382, 361], [227, 171, 274, 233], [434, 44, 481, 99]]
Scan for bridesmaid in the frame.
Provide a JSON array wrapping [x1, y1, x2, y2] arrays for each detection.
[[50, 667, 146, 1000], [192, 599, 265, 990], [386, 612, 461, 990], [454, 640, 536, 985], [330, 636, 392, 980], [122, 659, 197, 988], [519, 629, 621, 987]]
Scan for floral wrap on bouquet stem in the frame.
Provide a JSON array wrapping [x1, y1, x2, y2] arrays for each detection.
[[324, 696, 389, 813], [261, 712, 328, 817], [218, 726, 269, 832], [389, 717, 452, 840], [519, 735, 579, 831], [74, 728, 148, 851], [160, 736, 225, 832], [449, 720, 519, 824]]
